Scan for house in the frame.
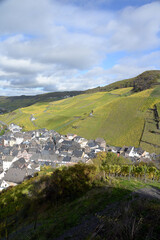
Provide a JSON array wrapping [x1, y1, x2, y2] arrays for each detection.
[[63, 156, 71, 162], [17, 150, 32, 162], [119, 146, 128, 155], [0, 171, 5, 180], [72, 149, 84, 158], [88, 151, 96, 159], [30, 115, 36, 121], [84, 146, 91, 154], [74, 136, 84, 143], [95, 138, 106, 149], [11, 149, 19, 157], [27, 148, 38, 154], [11, 158, 27, 169], [125, 146, 134, 158], [44, 142, 55, 151], [9, 123, 22, 133], [0, 180, 10, 191], [66, 133, 77, 140], [3, 156, 15, 171], [3, 136, 11, 147], [80, 138, 88, 148], [133, 148, 144, 158], [2, 147, 11, 157], [3, 168, 27, 185], [87, 140, 99, 149], [71, 156, 83, 163]]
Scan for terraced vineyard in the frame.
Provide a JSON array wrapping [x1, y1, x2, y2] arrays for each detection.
[[0, 87, 160, 153]]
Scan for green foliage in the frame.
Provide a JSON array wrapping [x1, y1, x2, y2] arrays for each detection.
[[43, 163, 96, 202], [95, 151, 160, 181], [132, 70, 160, 92], [0, 161, 160, 240], [0, 129, 5, 135]]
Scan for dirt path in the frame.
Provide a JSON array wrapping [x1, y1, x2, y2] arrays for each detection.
[[133, 186, 160, 200]]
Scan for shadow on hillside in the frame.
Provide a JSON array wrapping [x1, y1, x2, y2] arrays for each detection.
[[1, 185, 160, 240]]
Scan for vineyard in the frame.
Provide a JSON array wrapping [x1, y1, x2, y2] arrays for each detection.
[[0, 87, 160, 153]]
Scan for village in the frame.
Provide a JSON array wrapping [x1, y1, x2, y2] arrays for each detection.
[[0, 123, 158, 191]]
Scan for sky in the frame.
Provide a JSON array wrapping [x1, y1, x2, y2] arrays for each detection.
[[0, 0, 160, 96]]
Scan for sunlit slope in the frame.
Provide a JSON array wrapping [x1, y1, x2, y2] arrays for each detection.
[[0, 87, 160, 153]]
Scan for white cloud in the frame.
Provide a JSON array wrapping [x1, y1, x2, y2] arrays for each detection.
[[0, 0, 159, 95]]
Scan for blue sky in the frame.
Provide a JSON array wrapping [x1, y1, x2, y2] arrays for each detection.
[[0, 0, 160, 96]]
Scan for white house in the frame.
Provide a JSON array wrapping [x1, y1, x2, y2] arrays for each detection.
[[9, 123, 22, 133], [0, 171, 5, 180], [3, 156, 16, 171], [128, 147, 135, 157], [0, 180, 10, 191]]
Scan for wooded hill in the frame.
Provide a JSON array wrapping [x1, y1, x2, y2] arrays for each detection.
[[86, 70, 160, 93], [0, 91, 83, 113]]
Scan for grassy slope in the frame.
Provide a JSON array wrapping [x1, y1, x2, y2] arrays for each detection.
[[0, 87, 160, 153], [86, 70, 160, 93], [0, 170, 160, 240], [0, 91, 83, 112], [0, 70, 160, 113]]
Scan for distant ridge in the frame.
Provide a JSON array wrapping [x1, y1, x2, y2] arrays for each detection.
[[0, 90, 83, 112], [0, 70, 160, 112], [85, 70, 160, 93]]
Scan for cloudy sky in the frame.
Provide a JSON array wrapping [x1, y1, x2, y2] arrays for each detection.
[[0, 0, 160, 96]]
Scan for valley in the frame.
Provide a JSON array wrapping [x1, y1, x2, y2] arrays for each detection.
[[0, 86, 160, 154]]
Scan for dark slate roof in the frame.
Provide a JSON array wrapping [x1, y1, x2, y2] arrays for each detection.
[[134, 148, 144, 155], [62, 140, 73, 146], [88, 140, 97, 148], [3, 148, 11, 155], [0, 146, 3, 151], [63, 156, 71, 162], [125, 146, 133, 154], [44, 143, 55, 151], [88, 151, 96, 159], [12, 149, 19, 157], [59, 145, 69, 152], [11, 158, 26, 169], [74, 136, 82, 141], [4, 168, 26, 183], [72, 150, 83, 158], [27, 148, 37, 153]]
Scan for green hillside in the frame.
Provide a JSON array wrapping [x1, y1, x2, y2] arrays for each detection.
[[1, 86, 160, 153], [86, 70, 160, 93], [0, 91, 83, 113], [0, 70, 160, 114]]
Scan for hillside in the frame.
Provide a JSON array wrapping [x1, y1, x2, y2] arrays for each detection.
[[0, 85, 160, 153], [0, 157, 160, 240], [0, 91, 83, 113], [86, 70, 160, 93], [0, 70, 160, 113]]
